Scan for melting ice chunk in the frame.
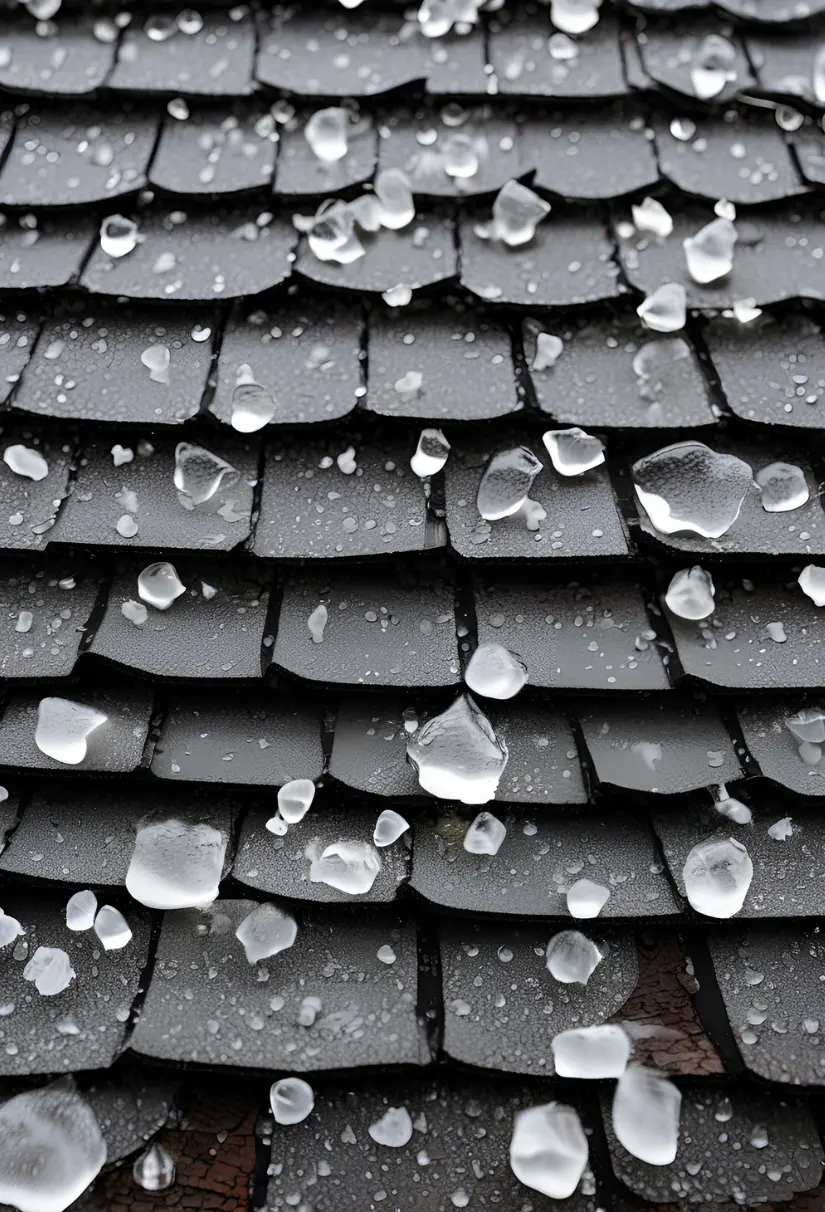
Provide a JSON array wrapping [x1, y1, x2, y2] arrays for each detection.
[[463, 810, 506, 856], [374, 168, 415, 230], [531, 332, 564, 371], [636, 283, 686, 333], [174, 442, 238, 505], [374, 808, 410, 847], [768, 816, 794, 841], [546, 930, 603, 985], [0, 909, 24, 948], [24, 947, 75, 997], [682, 836, 753, 918], [309, 841, 382, 895], [713, 785, 752, 825], [35, 698, 107, 766], [690, 33, 738, 100], [235, 902, 298, 963], [93, 905, 132, 951], [552, 1024, 631, 1078], [140, 344, 170, 385], [477, 447, 543, 521], [270, 1077, 314, 1126], [665, 566, 716, 620], [307, 199, 365, 264], [4, 444, 49, 481], [65, 889, 97, 933], [612, 1065, 681, 1165], [509, 1103, 588, 1199], [566, 878, 610, 919], [786, 707, 825, 744], [465, 642, 528, 700], [231, 364, 276, 432], [542, 427, 604, 477], [278, 779, 315, 825], [125, 819, 226, 909], [632, 441, 753, 539], [551, 0, 601, 34], [490, 180, 550, 247], [683, 217, 737, 284], [305, 106, 349, 163], [406, 694, 509, 804], [799, 564, 825, 607], [0, 1079, 107, 1212], [307, 603, 328, 644], [100, 214, 139, 258], [368, 1106, 413, 1148], [632, 197, 673, 239], [755, 461, 809, 513], [133, 1143, 176, 1192], [137, 561, 186, 611], [411, 428, 450, 478]]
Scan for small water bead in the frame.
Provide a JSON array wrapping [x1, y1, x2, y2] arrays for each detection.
[[278, 779, 315, 824], [24, 947, 75, 996], [65, 890, 97, 933], [307, 603, 328, 644], [463, 810, 507, 856], [755, 461, 809, 513], [798, 564, 825, 607], [100, 214, 139, 258], [173, 442, 238, 506], [477, 447, 543, 521], [133, 1143, 176, 1193], [309, 841, 382, 895], [235, 903, 297, 963], [551, 1024, 630, 1079], [3, 444, 48, 481], [542, 428, 604, 477], [465, 642, 527, 700], [612, 1065, 681, 1165], [683, 217, 737, 284], [637, 283, 686, 334], [509, 1103, 588, 1200], [631, 197, 673, 239], [531, 332, 564, 371], [137, 562, 186, 611], [566, 878, 610, 919], [406, 694, 509, 804], [690, 33, 738, 101], [682, 836, 753, 918], [126, 819, 226, 910], [374, 808, 410, 847], [270, 1077, 314, 1126], [632, 442, 753, 539], [546, 930, 603, 985], [411, 428, 450, 478], [304, 106, 349, 163], [35, 698, 108, 766], [665, 566, 716, 621], [368, 1106, 413, 1147], [488, 180, 550, 247]]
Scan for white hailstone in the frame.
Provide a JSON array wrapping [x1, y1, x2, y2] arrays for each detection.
[[368, 1106, 413, 1148], [309, 841, 382, 895], [235, 903, 298, 963], [509, 1102, 589, 1199], [411, 428, 450, 478], [683, 217, 737, 284], [132, 1142, 176, 1192], [270, 1077, 314, 1125], [35, 698, 108, 766], [546, 930, 603, 985], [768, 817, 794, 841], [542, 427, 605, 476], [3, 444, 49, 481], [477, 447, 543, 521], [100, 214, 139, 258], [612, 1065, 681, 1165], [121, 600, 148, 626], [304, 106, 349, 163], [798, 565, 825, 607], [465, 642, 528, 700], [23, 947, 76, 997], [566, 878, 610, 919], [631, 197, 673, 238], [463, 811, 507, 856], [551, 1024, 631, 1079], [664, 566, 716, 620], [125, 819, 226, 910], [278, 779, 315, 824], [137, 562, 186, 611], [93, 905, 132, 951], [531, 332, 564, 371], [682, 837, 753, 918], [755, 461, 809, 513], [637, 283, 686, 333], [406, 694, 508, 805], [373, 809, 410, 848], [307, 603, 328, 643], [0, 909, 25, 948], [173, 441, 238, 505], [65, 890, 97, 933]]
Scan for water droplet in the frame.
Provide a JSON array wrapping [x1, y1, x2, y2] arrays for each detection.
[[683, 837, 753, 918], [546, 930, 603, 985], [406, 694, 509, 804], [65, 890, 97, 933], [531, 332, 564, 371], [755, 462, 809, 513], [100, 214, 139, 258], [550, 0, 601, 34], [665, 566, 715, 620], [305, 106, 349, 163], [174, 442, 238, 505], [632, 442, 752, 538], [488, 180, 550, 247], [552, 1024, 630, 1079], [374, 809, 410, 847], [278, 779, 315, 825], [509, 1103, 588, 1199], [542, 428, 604, 477], [35, 698, 107, 766], [307, 603, 328, 644], [235, 903, 298, 963], [310, 841, 381, 895], [133, 1143, 176, 1192], [684, 217, 737, 284], [94, 906, 132, 951], [463, 810, 506, 855], [369, 1106, 413, 1148], [631, 197, 673, 239], [637, 283, 686, 333], [231, 365, 275, 432], [126, 820, 226, 909], [798, 565, 825, 607], [411, 428, 450, 478], [612, 1065, 681, 1165], [140, 344, 170, 385], [24, 947, 75, 996], [3, 444, 48, 482], [270, 1077, 314, 1126], [690, 34, 738, 100], [137, 562, 186, 611], [566, 878, 610, 919], [465, 643, 528, 700], [477, 447, 543, 521], [0, 1081, 106, 1212]]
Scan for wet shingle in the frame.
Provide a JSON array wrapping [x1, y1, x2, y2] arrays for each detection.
[[131, 902, 425, 1071], [81, 207, 296, 302], [489, 12, 628, 98], [0, 891, 150, 1076], [737, 699, 825, 797], [151, 692, 323, 786], [14, 307, 213, 425], [0, 19, 116, 96], [275, 110, 377, 196], [211, 299, 362, 429], [411, 807, 678, 917], [273, 572, 460, 688], [0, 213, 95, 291], [0, 565, 99, 680], [366, 306, 520, 422], [109, 12, 256, 96], [377, 108, 522, 199], [86, 1075, 178, 1165], [474, 578, 670, 691], [149, 104, 278, 196], [441, 920, 639, 1074], [748, 33, 825, 105], [578, 697, 741, 794], [0, 428, 71, 553], [793, 126, 825, 190], [634, 21, 754, 103], [0, 308, 39, 405], [521, 108, 659, 201]]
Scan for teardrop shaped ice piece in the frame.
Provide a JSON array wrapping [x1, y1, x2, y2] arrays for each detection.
[[799, 564, 825, 607], [24, 946, 75, 996], [411, 428, 450, 478], [305, 106, 349, 163], [278, 779, 315, 825], [374, 808, 410, 848], [307, 199, 365, 265], [552, 1024, 630, 1079], [550, 0, 601, 34], [307, 603, 328, 644], [235, 902, 298, 963], [133, 1142, 176, 1192], [632, 197, 673, 238], [546, 930, 603, 985], [93, 905, 132, 951], [35, 698, 108, 766], [137, 562, 186, 611], [491, 180, 550, 247], [612, 1065, 681, 1165], [566, 878, 610, 919], [368, 1106, 413, 1147], [664, 566, 716, 620], [463, 810, 506, 855], [66, 889, 97, 933], [542, 428, 604, 477], [374, 168, 415, 231], [509, 1103, 588, 1199], [100, 214, 139, 258], [465, 642, 528, 700], [231, 364, 276, 432], [406, 694, 509, 804], [270, 1077, 314, 1126], [309, 841, 382, 895], [0, 910, 24, 948], [3, 444, 49, 481], [682, 836, 753, 918], [632, 441, 753, 539], [683, 217, 737, 284], [0, 1080, 107, 1212], [174, 442, 238, 506], [477, 447, 543, 521], [755, 461, 809, 513], [636, 283, 686, 333], [126, 819, 227, 910], [690, 34, 738, 101]]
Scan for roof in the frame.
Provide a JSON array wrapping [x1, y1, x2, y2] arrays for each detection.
[[1, 0, 825, 1209]]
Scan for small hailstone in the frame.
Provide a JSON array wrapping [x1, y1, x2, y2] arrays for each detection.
[[368, 1106, 413, 1147], [374, 809, 410, 848], [111, 444, 134, 467], [278, 779, 315, 824], [66, 890, 97, 932], [664, 566, 715, 620], [307, 603, 328, 644], [566, 879, 610, 920], [4, 444, 49, 481], [631, 197, 673, 238], [637, 283, 686, 333], [531, 332, 564, 371], [121, 600, 149, 627], [799, 565, 825, 607], [463, 811, 506, 856], [270, 1077, 314, 1125], [768, 817, 793, 841]]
